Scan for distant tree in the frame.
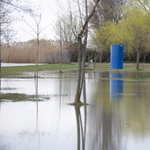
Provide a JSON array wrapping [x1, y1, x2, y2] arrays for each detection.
[[121, 8, 150, 68], [90, 0, 127, 63], [54, 15, 77, 44], [54, 15, 78, 71], [128, 0, 150, 67], [54, 15, 80, 65], [91, 22, 120, 62], [91, 0, 127, 28], [91, 5, 150, 69]]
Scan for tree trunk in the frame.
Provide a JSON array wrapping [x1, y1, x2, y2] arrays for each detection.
[[75, 38, 82, 102], [0, 2, 1, 87], [136, 50, 140, 69], [143, 54, 147, 69], [0, 26, 1, 86], [34, 27, 39, 77], [59, 39, 62, 72], [94, 52, 96, 68], [35, 40, 39, 77], [100, 50, 103, 63], [88, 54, 90, 65], [75, 105, 80, 150], [79, 0, 88, 100], [83, 77, 87, 149], [74, 0, 100, 102]]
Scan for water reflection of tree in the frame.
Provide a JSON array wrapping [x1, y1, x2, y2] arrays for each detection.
[[74, 77, 87, 150], [87, 78, 122, 150], [87, 71, 150, 150], [34, 78, 39, 131], [88, 111, 121, 150], [34, 78, 41, 148], [122, 81, 150, 136]]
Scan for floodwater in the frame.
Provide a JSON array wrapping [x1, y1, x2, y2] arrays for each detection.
[[0, 70, 150, 150], [1, 63, 43, 67]]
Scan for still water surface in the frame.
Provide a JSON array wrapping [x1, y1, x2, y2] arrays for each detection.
[[0, 71, 150, 150]]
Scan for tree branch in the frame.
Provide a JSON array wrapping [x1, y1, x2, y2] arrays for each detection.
[[78, 0, 100, 37]]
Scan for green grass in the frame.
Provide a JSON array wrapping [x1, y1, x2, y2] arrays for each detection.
[[1, 62, 150, 78], [1, 63, 78, 77]]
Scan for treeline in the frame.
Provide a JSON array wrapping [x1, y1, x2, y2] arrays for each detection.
[[1, 39, 97, 63], [53, 0, 150, 66], [90, 0, 150, 67], [2, 0, 150, 66]]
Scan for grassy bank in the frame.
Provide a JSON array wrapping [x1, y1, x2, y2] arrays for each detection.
[[1, 62, 150, 78], [1, 63, 78, 78]]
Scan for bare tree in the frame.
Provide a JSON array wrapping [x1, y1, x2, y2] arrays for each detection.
[[69, 0, 100, 103], [53, 0, 100, 103], [24, 6, 50, 77]]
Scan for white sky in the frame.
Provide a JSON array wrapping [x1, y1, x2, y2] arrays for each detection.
[[12, 0, 69, 42], [11, 0, 93, 43]]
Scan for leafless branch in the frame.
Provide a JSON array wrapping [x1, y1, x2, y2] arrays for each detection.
[[23, 18, 37, 34], [77, 0, 83, 28], [78, 0, 100, 37], [22, 27, 36, 39]]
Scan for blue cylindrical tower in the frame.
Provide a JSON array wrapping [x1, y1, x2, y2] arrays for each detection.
[[110, 45, 124, 69]]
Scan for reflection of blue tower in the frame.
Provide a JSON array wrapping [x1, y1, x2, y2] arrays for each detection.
[[110, 73, 123, 101]]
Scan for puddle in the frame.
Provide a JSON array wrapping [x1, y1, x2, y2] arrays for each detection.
[[0, 71, 150, 150]]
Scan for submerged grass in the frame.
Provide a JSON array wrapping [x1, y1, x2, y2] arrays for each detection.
[[0, 93, 49, 102], [94, 63, 150, 72], [123, 78, 150, 81]]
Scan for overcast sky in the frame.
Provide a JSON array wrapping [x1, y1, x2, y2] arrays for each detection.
[[13, 0, 68, 42]]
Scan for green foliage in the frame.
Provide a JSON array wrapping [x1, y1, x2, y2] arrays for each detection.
[[121, 8, 150, 51], [91, 5, 150, 64], [91, 21, 125, 55]]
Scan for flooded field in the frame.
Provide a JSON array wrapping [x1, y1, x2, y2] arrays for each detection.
[[0, 71, 150, 150]]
